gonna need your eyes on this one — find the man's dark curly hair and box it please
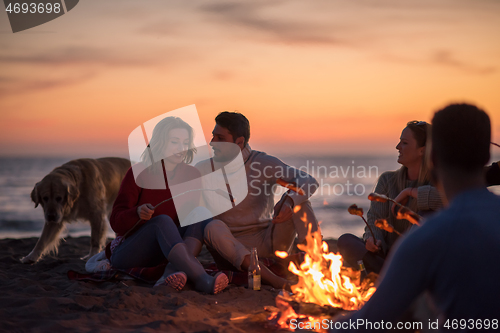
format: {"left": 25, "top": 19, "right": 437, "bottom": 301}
{"left": 215, "top": 111, "right": 250, "bottom": 145}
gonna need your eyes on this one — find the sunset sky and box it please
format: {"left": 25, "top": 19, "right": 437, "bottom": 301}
{"left": 1, "top": 0, "right": 499, "bottom": 157}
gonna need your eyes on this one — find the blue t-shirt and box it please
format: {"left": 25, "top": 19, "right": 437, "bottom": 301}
{"left": 332, "top": 187, "right": 500, "bottom": 332}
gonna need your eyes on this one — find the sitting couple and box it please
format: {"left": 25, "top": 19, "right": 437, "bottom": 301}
{"left": 109, "top": 111, "right": 321, "bottom": 293}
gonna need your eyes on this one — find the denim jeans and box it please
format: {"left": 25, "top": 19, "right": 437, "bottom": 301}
{"left": 337, "top": 233, "right": 385, "bottom": 274}
{"left": 111, "top": 214, "right": 211, "bottom": 269}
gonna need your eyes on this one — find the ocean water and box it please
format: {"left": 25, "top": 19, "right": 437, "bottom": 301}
{"left": 1, "top": 155, "right": 498, "bottom": 240}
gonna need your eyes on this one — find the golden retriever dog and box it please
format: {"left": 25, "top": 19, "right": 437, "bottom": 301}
{"left": 21, "top": 157, "right": 131, "bottom": 264}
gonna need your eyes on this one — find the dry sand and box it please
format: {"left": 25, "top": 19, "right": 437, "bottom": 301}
{"left": 0, "top": 236, "right": 338, "bottom": 332}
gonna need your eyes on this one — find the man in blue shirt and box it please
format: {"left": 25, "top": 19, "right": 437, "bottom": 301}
{"left": 331, "top": 104, "right": 500, "bottom": 332}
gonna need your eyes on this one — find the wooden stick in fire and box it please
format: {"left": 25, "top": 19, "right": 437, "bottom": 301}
{"left": 368, "top": 192, "right": 422, "bottom": 226}
{"left": 347, "top": 204, "right": 377, "bottom": 243}
{"left": 374, "top": 219, "right": 401, "bottom": 236}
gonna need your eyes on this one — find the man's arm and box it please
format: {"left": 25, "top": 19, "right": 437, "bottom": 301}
{"left": 259, "top": 154, "right": 319, "bottom": 206}
{"left": 485, "top": 162, "right": 500, "bottom": 186}
{"left": 331, "top": 229, "right": 437, "bottom": 332}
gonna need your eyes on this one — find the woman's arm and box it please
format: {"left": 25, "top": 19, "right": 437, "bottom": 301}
{"left": 365, "top": 172, "right": 392, "bottom": 252}
{"left": 392, "top": 185, "right": 443, "bottom": 212}
{"left": 416, "top": 185, "right": 443, "bottom": 211}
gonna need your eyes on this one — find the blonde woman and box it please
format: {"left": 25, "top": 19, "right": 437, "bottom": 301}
{"left": 338, "top": 121, "right": 442, "bottom": 274}
{"left": 109, "top": 117, "right": 228, "bottom": 294}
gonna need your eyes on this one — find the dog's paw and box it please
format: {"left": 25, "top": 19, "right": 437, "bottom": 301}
{"left": 20, "top": 253, "right": 40, "bottom": 264}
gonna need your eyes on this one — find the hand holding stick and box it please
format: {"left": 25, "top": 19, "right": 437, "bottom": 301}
{"left": 123, "top": 188, "right": 233, "bottom": 239}
{"left": 368, "top": 192, "right": 422, "bottom": 226}
{"left": 348, "top": 204, "right": 377, "bottom": 244}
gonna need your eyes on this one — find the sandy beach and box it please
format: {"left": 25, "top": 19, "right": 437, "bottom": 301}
{"left": 0, "top": 236, "right": 339, "bottom": 333}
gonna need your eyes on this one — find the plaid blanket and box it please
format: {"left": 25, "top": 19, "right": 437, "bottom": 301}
{"left": 67, "top": 253, "right": 304, "bottom": 286}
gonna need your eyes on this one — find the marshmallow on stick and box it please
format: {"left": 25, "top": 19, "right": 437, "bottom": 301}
{"left": 348, "top": 204, "right": 377, "bottom": 243}
{"left": 374, "top": 219, "right": 401, "bottom": 236}
{"left": 368, "top": 192, "right": 422, "bottom": 226}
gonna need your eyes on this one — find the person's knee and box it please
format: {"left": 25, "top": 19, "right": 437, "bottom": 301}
{"left": 337, "top": 233, "right": 352, "bottom": 249}
{"left": 149, "top": 214, "right": 176, "bottom": 230}
{"left": 203, "top": 219, "right": 228, "bottom": 243}
{"left": 292, "top": 199, "right": 311, "bottom": 214}
{"left": 184, "top": 206, "right": 213, "bottom": 226}
{"left": 337, "top": 233, "right": 357, "bottom": 251}
{"left": 183, "top": 217, "right": 212, "bottom": 242}
{"left": 292, "top": 200, "right": 318, "bottom": 226}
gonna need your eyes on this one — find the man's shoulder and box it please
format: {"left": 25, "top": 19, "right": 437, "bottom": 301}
{"left": 247, "top": 149, "right": 286, "bottom": 166}
{"left": 248, "top": 149, "right": 268, "bottom": 159}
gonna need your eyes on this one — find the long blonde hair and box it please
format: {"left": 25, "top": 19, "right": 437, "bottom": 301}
{"left": 392, "top": 121, "right": 431, "bottom": 211}
{"left": 141, "top": 117, "right": 197, "bottom": 169}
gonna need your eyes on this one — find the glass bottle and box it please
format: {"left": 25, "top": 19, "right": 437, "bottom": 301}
{"left": 248, "top": 247, "right": 261, "bottom": 291}
{"left": 357, "top": 259, "right": 367, "bottom": 283}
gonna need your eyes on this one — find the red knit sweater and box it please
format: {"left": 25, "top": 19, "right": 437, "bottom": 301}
{"left": 110, "top": 162, "right": 201, "bottom": 236}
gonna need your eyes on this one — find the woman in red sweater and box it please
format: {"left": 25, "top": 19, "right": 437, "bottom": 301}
{"left": 109, "top": 116, "right": 228, "bottom": 294}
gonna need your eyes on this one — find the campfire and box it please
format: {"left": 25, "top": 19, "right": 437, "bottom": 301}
{"left": 268, "top": 224, "right": 377, "bottom": 331}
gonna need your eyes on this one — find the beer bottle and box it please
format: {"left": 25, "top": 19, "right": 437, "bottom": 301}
{"left": 248, "top": 248, "right": 261, "bottom": 291}
{"left": 357, "top": 259, "right": 367, "bottom": 283}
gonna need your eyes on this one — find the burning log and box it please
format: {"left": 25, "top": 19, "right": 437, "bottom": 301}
{"left": 276, "top": 294, "right": 347, "bottom": 319}
{"left": 347, "top": 204, "right": 377, "bottom": 243}
{"left": 368, "top": 192, "right": 422, "bottom": 226}
{"left": 374, "top": 219, "right": 401, "bottom": 236}
{"left": 268, "top": 225, "right": 378, "bottom": 331}
{"left": 268, "top": 275, "right": 378, "bottom": 330}
{"left": 288, "top": 224, "right": 376, "bottom": 311}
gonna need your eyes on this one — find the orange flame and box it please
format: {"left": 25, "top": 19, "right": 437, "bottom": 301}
{"left": 288, "top": 224, "right": 376, "bottom": 311}
{"left": 293, "top": 205, "right": 302, "bottom": 213}
{"left": 323, "top": 199, "right": 328, "bottom": 206}
{"left": 276, "top": 296, "right": 299, "bottom": 327}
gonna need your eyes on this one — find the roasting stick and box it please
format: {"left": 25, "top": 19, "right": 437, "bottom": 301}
{"left": 374, "top": 219, "right": 401, "bottom": 236}
{"left": 368, "top": 192, "right": 422, "bottom": 226}
{"left": 276, "top": 178, "right": 305, "bottom": 196}
{"left": 126, "top": 178, "right": 306, "bottom": 240}
{"left": 122, "top": 188, "right": 233, "bottom": 239}
{"left": 348, "top": 204, "right": 377, "bottom": 243}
